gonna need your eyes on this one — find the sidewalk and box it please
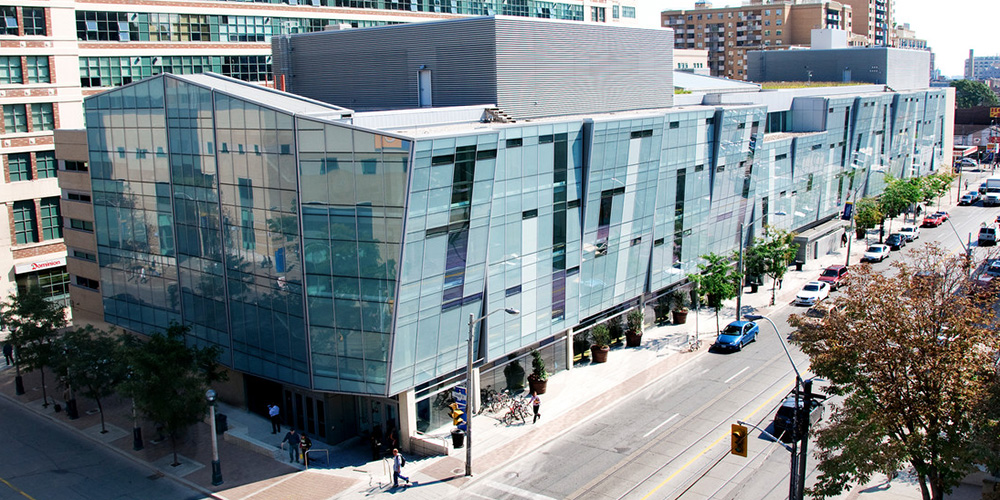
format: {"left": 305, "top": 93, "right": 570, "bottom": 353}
{"left": 0, "top": 168, "right": 991, "bottom": 500}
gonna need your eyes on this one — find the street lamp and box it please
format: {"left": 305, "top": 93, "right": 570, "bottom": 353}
{"left": 844, "top": 160, "right": 886, "bottom": 268}
{"left": 744, "top": 313, "right": 808, "bottom": 500}
{"left": 736, "top": 211, "right": 786, "bottom": 321}
{"left": 465, "top": 307, "right": 519, "bottom": 477}
{"left": 205, "top": 389, "right": 222, "bottom": 486}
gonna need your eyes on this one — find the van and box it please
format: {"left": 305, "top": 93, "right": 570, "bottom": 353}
{"left": 979, "top": 226, "right": 997, "bottom": 246}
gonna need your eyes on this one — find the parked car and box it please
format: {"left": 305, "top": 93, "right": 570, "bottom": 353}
{"left": 863, "top": 244, "right": 891, "bottom": 262}
{"left": 805, "top": 301, "right": 842, "bottom": 319}
{"left": 980, "top": 182, "right": 990, "bottom": 196}
{"left": 773, "top": 393, "right": 825, "bottom": 443}
{"left": 959, "top": 193, "right": 976, "bottom": 205}
{"left": 794, "top": 281, "right": 831, "bottom": 306}
{"left": 921, "top": 214, "right": 944, "bottom": 227}
{"left": 817, "top": 264, "right": 848, "bottom": 291}
{"left": 898, "top": 225, "right": 920, "bottom": 242}
{"left": 933, "top": 211, "right": 950, "bottom": 222}
{"left": 956, "top": 158, "right": 977, "bottom": 169}
{"left": 979, "top": 226, "right": 998, "bottom": 246}
{"left": 713, "top": 321, "right": 759, "bottom": 351}
{"left": 986, "top": 260, "right": 1000, "bottom": 277}
{"left": 885, "top": 233, "right": 907, "bottom": 250}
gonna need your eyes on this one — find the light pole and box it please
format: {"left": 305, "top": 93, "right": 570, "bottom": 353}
{"left": 744, "top": 313, "right": 805, "bottom": 500}
{"left": 465, "top": 307, "right": 519, "bottom": 477}
{"left": 844, "top": 160, "right": 885, "bottom": 268}
{"left": 205, "top": 389, "right": 222, "bottom": 486}
{"left": 736, "top": 211, "right": 786, "bottom": 321}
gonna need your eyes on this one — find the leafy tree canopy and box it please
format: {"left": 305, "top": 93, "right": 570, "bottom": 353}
{"left": 853, "top": 197, "right": 883, "bottom": 235}
{"left": 744, "top": 226, "right": 799, "bottom": 305}
{"left": 687, "top": 252, "right": 740, "bottom": 334}
{"left": 59, "top": 325, "right": 125, "bottom": 432}
{"left": 1, "top": 286, "right": 68, "bottom": 405}
{"left": 950, "top": 79, "right": 1000, "bottom": 108}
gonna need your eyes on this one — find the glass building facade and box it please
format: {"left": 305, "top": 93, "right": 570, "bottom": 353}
{"left": 84, "top": 74, "right": 949, "bottom": 439}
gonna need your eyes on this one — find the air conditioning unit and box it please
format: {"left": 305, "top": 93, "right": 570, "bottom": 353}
{"left": 44, "top": 41, "right": 51, "bottom": 47}
{"left": 29, "top": 138, "right": 36, "bottom": 144}
{"left": 4, "top": 140, "right": 11, "bottom": 147}
{"left": 0, "top": 90, "right": 5, "bottom": 97}
{"left": 48, "top": 88, "right": 55, "bottom": 95}
{"left": 19, "top": 41, "right": 26, "bottom": 47}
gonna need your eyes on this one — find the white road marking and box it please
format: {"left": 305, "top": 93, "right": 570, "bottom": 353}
{"left": 642, "top": 413, "right": 680, "bottom": 438}
{"left": 724, "top": 366, "right": 750, "bottom": 384}
{"left": 485, "top": 480, "right": 560, "bottom": 500}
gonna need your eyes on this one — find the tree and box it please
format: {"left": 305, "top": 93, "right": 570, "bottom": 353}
{"left": 789, "top": 244, "right": 1000, "bottom": 500}
{"left": 950, "top": 79, "right": 1000, "bottom": 109}
{"left": 1, "top": 287, "right": 68, "bottom": 407}
{"left": 744, "top": 226, "right": 798, "bottom": 306}
{"left": 687, "top": 252, "right": 740, "bottom": 335}
{"left": 852, "top": 197, "right": 883, "bottom": 239}
{"left": 118, "top": 323, "right": 226, "bottom": 466}
{"left": 59, "top": 326, "right": 126, "bottom": 433}
{"left": 878, "top": 176, "right": 921, "bottom": 235}
{"left": 919, "top": 172, "right": 954, "bottom": 212}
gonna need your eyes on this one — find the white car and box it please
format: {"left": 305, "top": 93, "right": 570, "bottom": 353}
{"left": 794, "top": 281, "right": 831, "bottom": 306}
{"left": 863, "top": 244, "right": 891, "bottom": 263}
{"left": 898, "top": 225, "right": 920, "bottom": 242}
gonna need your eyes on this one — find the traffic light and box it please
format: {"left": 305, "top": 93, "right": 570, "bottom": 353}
{"left": 731, "top": 424, "right": 748, "bottom": 457}
{"left": 449, "top": 402, "right": 465, "bottom": 427}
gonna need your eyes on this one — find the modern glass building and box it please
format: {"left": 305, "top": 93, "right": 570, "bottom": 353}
{"left": 80, "top": 20, "right": 952, "bottom": 450}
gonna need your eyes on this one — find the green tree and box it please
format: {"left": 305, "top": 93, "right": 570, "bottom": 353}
{"left": 878, "top": 176, "right": 921, "bottom": 235}
{"left": 118, "top": 323, "right": 226, "bottom": 466}
{"left": 789, "top": 244, "right": 1000, "bottom": 500}
{"left": 950, "top": 79, "right": 1000, "bottom": 108}
{"left": 687, "top": 252, "right": 740, "bottom": 335}
{"left": 852, "top": 197, "right": 883, "bottom": 239}
{"left": 59, "top": 326, "right": 125, "bottom": 433}
{"left": 744, "top": 227, "right": 799, "bottom": 306}
{"left": 1, "top": 287, "right": 68, "bottom": 407}
{"left": 919, "top": 172, "right": 954, "bottom": 212}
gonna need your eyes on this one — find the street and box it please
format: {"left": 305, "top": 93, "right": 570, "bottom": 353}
{"left": 456, "top": 175, "right": 1000, "bottom": 500}
{"left": 0, "top": 392, "right": 205, "bottom": 500}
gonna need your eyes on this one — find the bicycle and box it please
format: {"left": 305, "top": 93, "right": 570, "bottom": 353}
{"left": 498, "top": 396, "right": 531, "bottom": 425}
{"left": 688, "top": 338, "right": 703, "bottom": 352}
{"left": 478, "top": 385, "right": 498, "bottom": 415}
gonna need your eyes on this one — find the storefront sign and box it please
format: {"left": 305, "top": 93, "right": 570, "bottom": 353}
{"left": 14, "top": 257, "right": 66, "bottom": 274}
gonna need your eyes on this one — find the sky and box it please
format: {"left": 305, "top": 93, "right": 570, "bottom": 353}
{"left": 634, "top": 0, "right": 993, "bottom": 78}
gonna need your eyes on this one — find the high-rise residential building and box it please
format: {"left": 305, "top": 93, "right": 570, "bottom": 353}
{"left": 890, "top": 22, "right": 926, "bottom": 51}
{"left": 63, "top": 16, "right": 953, "bottom": 450}
{"left": 661, "top": 0, "right": 855, "bottom": 80}
{"left": 965, "top": 54, "right": 1000, "bottom": 81}
{"left": 840, "top": 0, "right": 892, "bottom": 47}
{"left": 0, "top": 0, "right": 83, "bottom": 306}
{"left": 0, "top": 0, "right": 636, "bottom": 312}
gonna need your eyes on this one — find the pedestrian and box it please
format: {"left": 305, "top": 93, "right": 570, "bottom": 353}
{"left": 776, "top": 277, "right": 783, "bottom": 289}
{"left": 267, "top": 403, "right": 281, "bottom": 434}
{"left": 840, "top": 232, "right": 847, "bottom": 248}
{"left": 965, "top": 180, "right": 969, "bottom": 190}
{"left": 3, "top": 342, "right": 12, "bottom": 366}
{"left": 281, "top": 428, "right": 301, "bottom": 463}
{"left": 370, "top": 425, "right": 383, "bottom": 460}
{"left": 299, "top": 432, "right": 313, "bottom": 465}
{"left": 392, "top": 448, "right": 411, "bottom": 488}
{"left": 527, "top": 391, "right": 541, "bottom": 424}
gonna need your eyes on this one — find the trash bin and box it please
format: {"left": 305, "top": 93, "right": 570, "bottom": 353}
{"left": 451, "top": 429, "right": 465, "bottom": 449}
{"left": 794, "top": 261, "right": 804, "bottom": 272}
{"left": 215, "top": 413, "right": 228, "bottom": 434}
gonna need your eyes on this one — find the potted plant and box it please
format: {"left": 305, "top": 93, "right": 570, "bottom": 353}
{"left": 625, "top": 309, "right": 644, "bottom": 347}
{"left": 653, "top": 295, "right": 671, "bottom": 325}
{"left": 503, "top": 359, "right": 525, "bottom": 392}
{"left": 671, "top": 289, "right": 690, "bottom": 325}
{"left": 527, "top": 350, "right": 548, "bottom": 394}
{"left": 590, "top": 324, "right": 611, "bottom": 363}
{"left": 608, "top": 316, "right": 625, "bottom": 345}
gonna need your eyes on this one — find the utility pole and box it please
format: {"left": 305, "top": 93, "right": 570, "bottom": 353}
{"left": 796, "top": 379, "right": 814, "bottom": 500}
{"left": 736, "top": 221, "right": 744, "bottom": 322}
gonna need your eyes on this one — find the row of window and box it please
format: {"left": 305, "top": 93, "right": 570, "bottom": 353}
{"left": 0, "top": 6, "right": 46, "bottom": 36}
{"left": 0, "top": 56, "right": 49, "bottom": 85}
{"left": 671, "top": 8, "right": 783, "bottom": 22}
{"left": 80, "top": 56, "right": 271, "bottom": 87}
{"left": 5, "top": 151, "right": 56, "bottom": 181}
{"left": 2, "top": 103, "right": 54, "bottom": 134}
{"left": 12, "top": 197, "right": 61, "bottom": 244}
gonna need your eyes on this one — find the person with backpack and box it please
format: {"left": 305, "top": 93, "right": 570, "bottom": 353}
{"left": 392, "top": 448, "right": 410, "bottom": 488}
{"left": 299, "top": 433, "right": 313, "bottom": 465}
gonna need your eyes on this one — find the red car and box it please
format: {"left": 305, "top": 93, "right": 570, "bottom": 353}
{"left": 921, "top": 214, "right": 944, "bottom": 227}
{"left": 933, "top": 211, "right": 950, "bottom": 222}
{"left": 817, "top": 265, "right": 849, "bottom": 291}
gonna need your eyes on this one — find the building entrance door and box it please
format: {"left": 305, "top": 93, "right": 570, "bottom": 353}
{"left": 418, "top": 70, "right": 432, "bottom": 107}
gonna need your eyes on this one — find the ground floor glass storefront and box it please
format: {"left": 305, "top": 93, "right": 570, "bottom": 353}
{"left": 16, "top": 266, "right": 70, "bottom": 309}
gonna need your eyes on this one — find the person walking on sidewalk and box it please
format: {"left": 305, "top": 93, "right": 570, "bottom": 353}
{"left": 392, "top": 449, "right": 410, "bottom": 488}
{"left": 840, "top": 233, "right": 847, "bottom": 248}
{"left": 3, "top": 342, "right": 12, "bottom": 366}
{"left": 299, "top": 432, "right": 313, "bottom": 465}
{"left": 281, "top": 428, "right": 301, "bottom": 463}
{"left": 527, "top": 391, "right": 541, "bottom": 424}
{"left": 268, "top": 403, "right": 281, "bottom": 434}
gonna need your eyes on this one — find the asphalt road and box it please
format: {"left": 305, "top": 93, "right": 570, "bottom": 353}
{"left": 0, "top": 393, "right": 205, "bottom": 500}
{"left": 457, "top": 186, "right": 1000, "bottom": 500}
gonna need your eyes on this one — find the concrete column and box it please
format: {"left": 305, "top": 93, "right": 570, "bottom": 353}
{"left": 565, "top": 327, "right": 574, "bottom": 370}
{"left": 471, "top": 367, "right": 481, "bottom": 413}
{"left": 398, "top": 389, "right": 417, "bottom": 454}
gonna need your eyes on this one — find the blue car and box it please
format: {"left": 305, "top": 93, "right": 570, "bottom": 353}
{"left": 714, "top": 321, "right": 759, "bottom": 351}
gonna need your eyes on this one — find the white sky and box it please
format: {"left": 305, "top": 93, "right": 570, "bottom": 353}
{"left": 634, "top": 0, "right": 993, "bottom": 78}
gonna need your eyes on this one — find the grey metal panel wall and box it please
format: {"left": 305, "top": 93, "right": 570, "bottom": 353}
{"left": 748, "top": 48, "right": 930, "bottom": 90}
{"left": 278, "top": 19, "right": 499, "bottom": 111}
{"left": 494, "top": 18, "right": 673, "bottom": 119}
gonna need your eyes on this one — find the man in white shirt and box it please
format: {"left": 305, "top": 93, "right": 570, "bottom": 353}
{"left": 392, "top": 448, "right": 410, "bottom": 488}
{"left": 268, "top": 403, "right": 281, "bottom": 434}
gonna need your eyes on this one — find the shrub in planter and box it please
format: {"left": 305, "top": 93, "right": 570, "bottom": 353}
{"left": 608, "top": 316, "right": 625, "bottom": 345}
{"left": 590, "top": 324, "right": 611, "bottom": 363}
{"left": 503, "top": 360, "right": 525, "bottom": 392}
{"left": 625, "top": 309, "right": 644, "bottom": 347}
{"left": 527, "top": 350, "right": 548, "bottom": 394}
{"left": 671, "top": 289, "right": 690, "bottom": 325}
{"left": 653, "top": 296, "right": 671, "bottom": 325}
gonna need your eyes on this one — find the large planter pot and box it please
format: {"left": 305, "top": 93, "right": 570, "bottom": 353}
{"left": 528, "top": 377, "right": 548, "bottom": 395}
{"left": 625, "top": 332, "right": 643, "bottom": 347}
{"left": 591, "top": 345, "right": 610, "bottom": 363}
{"left": 672, "top": 310, "right": 689, "bottom": 325}
{"left": 504, "top": 364, "right": 526, "bottom": 392}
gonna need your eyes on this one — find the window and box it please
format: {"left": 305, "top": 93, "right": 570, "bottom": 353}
{"left": 31, "top": 103, "right": 54, "bottom": 131}
{"left": 1, "top": 6, "right": 17, "bottom": 35}
{"left": 591, "top": 6, "right": 605, "bottom": 22}
{"left": 16, "top": 268, "right": 69, "bottom": 307}
{"left": 64, "top": 160, "right": 88, "bottom": 172}
{"left": 22, "top": 7, "right": 45, "bottom": 36}
{"left": 13, "top": 200, "right": 37, "bottom": 244}
{"left": 35, "top": 151, "right": 55, "bottom": 178}
{"left": 0, "top": 56, "right": 22, "bottom": 84}
{"left": 39, "top": 197, "right": 61, "bottom": 240}
{"left": 3, "top": 104, "right": 27, "bottom": 133}
{"left": 72, "top": 249, "right": 96, "bottom": 262}
{"left": 613, "top": 5, "right": 619, "bottom": 18}
{"left": 26, "top": 56, "right": 49, "bottom": 83}
{"left": 69, "top": 218, "right": 94, "bottom": 232}
{"left": 66, "top": 192, "right": 91, "bottom": 203}
{"left": 622, "top": 6, "right": 635, "bottom": 18}
{"left": 7, "top": 153, "right": 31, "bottom": 181}
{"left": 74, "top": 276, "right": 99, "bottom": 290}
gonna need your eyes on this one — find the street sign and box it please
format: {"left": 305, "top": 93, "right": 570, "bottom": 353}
{"left": 991, "top": 107, "right": 1000, "bottom": 118}
{"left": 453, "top": 386, "right": 468, "bottom": 431}
{"left": 841, "top": 201, "right": 854, "bottom": 221}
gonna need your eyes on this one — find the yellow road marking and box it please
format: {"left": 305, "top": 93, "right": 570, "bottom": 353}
{"left": 639, "top": 379, "right": 796, "bottom": 500}
{"left": 0, "top": 477, "right": 38, "bottom": 500}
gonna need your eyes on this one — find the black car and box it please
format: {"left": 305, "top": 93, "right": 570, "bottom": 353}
{"left": 885, "top": 233, "right": 906, "bottom": 250}
{"left": 773, "top": 394, "right": 824, "bottom": 442}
